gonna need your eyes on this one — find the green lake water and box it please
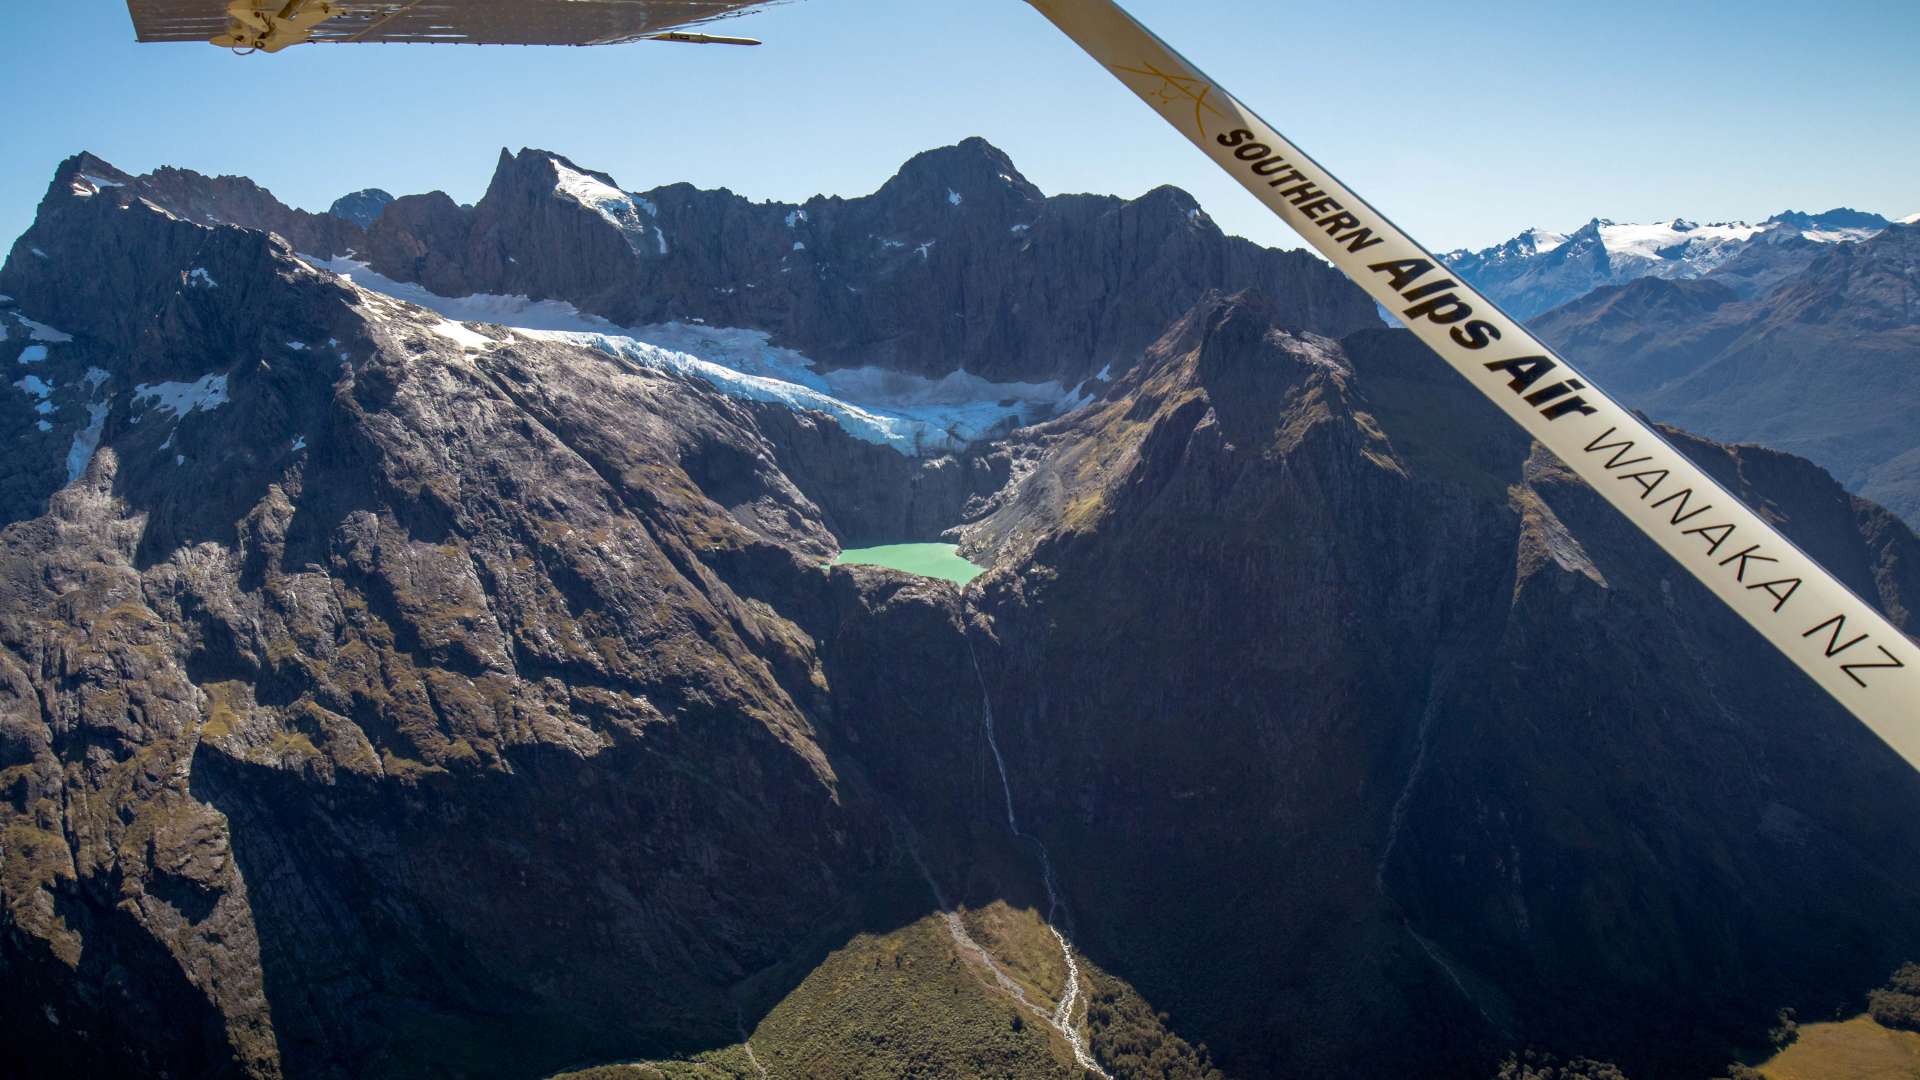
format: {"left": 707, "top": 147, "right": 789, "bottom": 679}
{"left": 830, "top": 543, "right": 986, "bottom": 585}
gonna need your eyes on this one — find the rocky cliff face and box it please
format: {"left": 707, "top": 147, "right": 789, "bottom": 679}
{"left": 361, "top": 140, "right": 1382, "bottom": 384}
{"left": 39, "top": 140, "right": 1380, "bottom": 388}
{"left": 962, "top": 295, "right": 1920, "bottom": 1078}
{"left": 1533, "top": 223, "right": 1920, "bottom": 525}
{"left": 0, "top": 158, "right": 933, "bottom": 1077}
{"left": 2, "top": 147, "right": 1918, "bottom": 1080}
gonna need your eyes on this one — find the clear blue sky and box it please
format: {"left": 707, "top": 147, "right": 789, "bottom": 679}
{"left": 3, "top": 1, "right": 1916, "bottom": 255}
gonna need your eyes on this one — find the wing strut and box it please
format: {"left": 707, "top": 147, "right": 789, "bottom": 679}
{"left": 215, "top": 0, "right": 344, "bottom": 52}
{"left": 1024, "top": 0, "right": 1920, "bottom": 769}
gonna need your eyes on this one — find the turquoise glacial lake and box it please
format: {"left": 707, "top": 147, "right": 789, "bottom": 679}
{"left": 829, "top": 543, "right": 986, "bottom": 585}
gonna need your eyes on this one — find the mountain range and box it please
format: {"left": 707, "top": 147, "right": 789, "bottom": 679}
{"left": 1530, "top": 222, "right": 1920, "bottom": 525}
{"left": 1444, "top": 209, "right": 1903, "bottom": 319}
{"left": 2, "top": 143, "right": 1918, "bottom": 1080}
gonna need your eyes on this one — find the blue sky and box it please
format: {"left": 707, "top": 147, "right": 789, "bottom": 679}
{"left": 2, "top": 1, "right": 1916, "bottom": 254}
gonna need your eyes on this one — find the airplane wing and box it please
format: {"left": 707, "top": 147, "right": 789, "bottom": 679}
{"left": 126, "top": 0, "right": 781, "bottom": 50}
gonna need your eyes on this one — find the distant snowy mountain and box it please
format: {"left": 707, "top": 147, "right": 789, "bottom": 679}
{"left": 1443, "top": 208, "right": 1897, "bottom": 317}
{"left": 1901, "top": 211, "right": 1920, "bottom": 225}
{"left": 1531, "top": 222, "right": 1920, "bottom": 525}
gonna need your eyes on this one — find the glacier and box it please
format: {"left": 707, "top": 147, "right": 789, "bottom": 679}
{"left": 306, "top": 255, "right": 1095, "bottom": 454}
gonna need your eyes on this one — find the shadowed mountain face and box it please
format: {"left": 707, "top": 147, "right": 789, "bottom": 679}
{"left": 962, "top": 298, "right": 1920, "bottom": 1078}
{"left": 1, "top": 149, "right": 1918, "bottom": 1080}
{"left": 1533, "top": 224, "right": 1920, "bottom": 526}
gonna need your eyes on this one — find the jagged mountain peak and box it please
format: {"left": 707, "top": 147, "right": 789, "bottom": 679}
{"left": 51, "top": 151, "right": 132, "bottom": 191}
{"left": 875, "top": 136, "right": 1044, "bottom": 207}
{"left": 483, "top": 146, "right": 630, "bottom": 203}
{"left": 1764, "top": 207, "right": 1893, "bottom": 232}
{"left": 10, "top": 143, "right": 1381, "bottom": 391}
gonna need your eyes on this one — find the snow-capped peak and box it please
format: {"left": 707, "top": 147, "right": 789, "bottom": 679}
{"left": 1519, "top": 227, "right": 1568, "bottom": 255}
{"left": 1901, "top": 212, "right": 1920, "bottom": 225}
{"left": 550, "top": 158, "right": 667, "bottom": 257}
{"left": 1595, "top": 219, "right": 1762, "bottom": 265}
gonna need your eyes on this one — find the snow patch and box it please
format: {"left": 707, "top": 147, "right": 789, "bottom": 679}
{"left": 550, "top": 158, "right": 663, "bottom": 257}
{"left": 1901, "top": 211, "right": 1920, "bottom": 225}
{"left": 1597, "top": 219, "right": 1763, "bottom": 264}
{"left": 14, "top": 374, "right": 52, "bottom": 399}
{"left": 947, "top": 189, "right": 963, "bottom": 207}
{"left": 915, "top": 241, "right": 936, "bottom": 259}
{"left": 791, "top": 241, "right": 806, "bottom": 251}
{"left": 431, "top": 320, "right": 496, "bottom": 351}
{"left": 69, "top": 172, "right": 125, "bottom": 198}
{"left": 526, "top": 328, "right": 1074, "bottom": 453}
{"left": 784, "top": 209, "right": 808, "bottom": 228}
{"left": 290, "top": 435, "right": 307, "bottom": 452}
{"left": 286, "top": 340, "right": 307, "bottom": 351}
{"left": 65, "top": 402, "right": 108, "bottom": 485}
{"left": 309, "top": 256, "right": 621, "bottom": 333}
{"left": 1519, "top": 227, "right": 1568, "bottom": 255}
{"left": 13, "top": 315, "right": 73, "bottom": 343}
{"left": 1801, "top": 227, "right": 1881, "bottom": 243}
{"left": 30, "top": 248, "right": 47, "bottom": 259}
{"left": 134, "top": 374, "right": 229, "bottom": 416}
{"left": 189, "top": 268, "right": 217, "bottom": 288}
{"left": 35, "top": 420, "right": 51, "bottom": 433}
{"left": 18, "top": 345, "right": 48, "bottom": 365}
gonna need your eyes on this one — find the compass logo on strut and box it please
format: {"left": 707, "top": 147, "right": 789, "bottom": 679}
{"left": 1112, "top": 60, "right": 1227, "bottom": 139}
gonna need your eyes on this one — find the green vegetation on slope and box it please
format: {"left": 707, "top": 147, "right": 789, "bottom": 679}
{"left": 1868, "top": 963, "right": 1920, "bottom": 1033}
{"left": 553, "top": 1051, "right": 760, "bottom": 1080}
{"left": 548, "top": 856, "right": 1227, "bottom": 1080}
{"left": 1084, "top": 979, "right": 1223, "bottom": 1080}
{"left": 746, "top": 910, "right": 1073, "bottom": 1078}
{"left": 1494, "top": 1052, "right": 1627, "bottom": 1079}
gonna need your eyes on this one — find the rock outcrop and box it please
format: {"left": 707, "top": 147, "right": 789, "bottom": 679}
{"left": 326, "top": 189, "right": 394, "bottom": 230}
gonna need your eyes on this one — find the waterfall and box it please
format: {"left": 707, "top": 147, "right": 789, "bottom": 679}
{"left": 966, "top": 637, "right": 1109, "bottom": 1079}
